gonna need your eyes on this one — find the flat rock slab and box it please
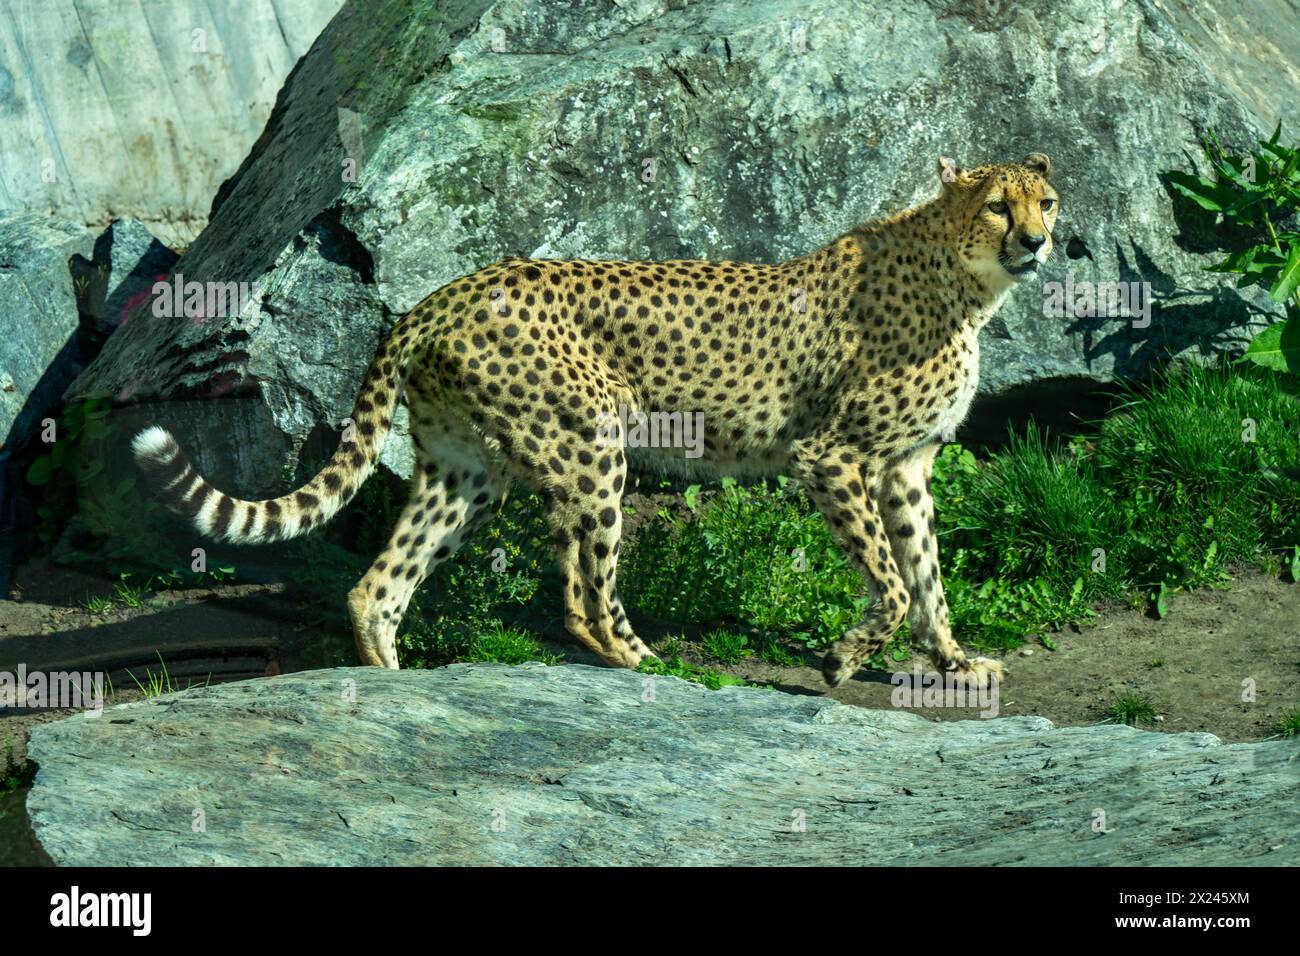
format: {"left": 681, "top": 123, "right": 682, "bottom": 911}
{"left": 26, "top": 664, "right": 1300, "bottom": 865}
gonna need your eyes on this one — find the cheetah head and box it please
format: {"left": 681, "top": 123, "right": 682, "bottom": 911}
{"left": 939, "top": 153, "right": 1059, "bottom": 286}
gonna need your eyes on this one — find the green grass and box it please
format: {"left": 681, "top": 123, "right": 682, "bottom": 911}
{"left": 700, "top": 628, "right": 752, "bottom": 664}
{"left": 113, "top": 572, "right": 148, "bottom": 609}
{"left": 125, "top": 653, "right": 209, "bottom": 699}
{"left": 638, "top": 655, "right": 750, "bottom": 690}
{"left": 621, "top": 476, "right": 866, "bottom": 644}
{"left": 464, "top": 623, "right": 564, "bottom": 665}
{"left": 0, "top": 735, "right": 34, "bottom": 793}
{"left": 1102, "top": 693, "right": 1160, "bottom": 727}
{"left": 80, "top": 564, "right": 241, "bottom": 616}
{"left": 1272, "top": 708, "right": 1300, "bottom": 739}
{"left": 757, "top": 635, "right": 802, "bottom": 666}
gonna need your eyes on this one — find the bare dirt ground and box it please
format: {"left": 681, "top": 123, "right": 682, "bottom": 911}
{"left": 707, "top": 571, "right": 1300, "bottom": 743}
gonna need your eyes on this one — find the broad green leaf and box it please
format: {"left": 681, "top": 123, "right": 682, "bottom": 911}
{"left": 1269, "top": 244, "right": 1300, "bottom": 303}
{"left": 1165, "top": 171, "right": 1227, "bottom": 212}
{"left": 1244, "top": 320, "right": 1300, "bottom": 373}
{"left": 1154, "top": 582, "right": 1170, "bottom": 619}
{"left": 26, "top": 456, "right": 52, "bottom": 485}
{"left": 1205, "top": 245, "right": 1263, "bottom": 273}
{"left": 82, "top": 418, "right": 109, "bottom": 440}
{"left": 1215, "top": 156, "right": 1264, "bottom": 192}
{"left": 683, "top": 484, "right": 701, "bottom": 512}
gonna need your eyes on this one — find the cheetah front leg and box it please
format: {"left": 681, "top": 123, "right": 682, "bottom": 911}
{"left": 795, "top": 448, "right": 913, "bottom": 687}
{"left": 879, "top": 445, "right": 1004, "bottom": 690}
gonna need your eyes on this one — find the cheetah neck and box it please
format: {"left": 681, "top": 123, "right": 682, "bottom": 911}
{"left": 831, "top": 196, "right": 1015, "bottom": 331}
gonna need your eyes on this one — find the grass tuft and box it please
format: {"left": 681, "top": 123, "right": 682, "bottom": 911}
{"left": 1102, "top": 693, "right": 1160, "bottom": 727}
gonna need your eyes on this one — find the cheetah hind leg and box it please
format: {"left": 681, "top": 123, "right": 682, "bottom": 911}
{"left": 347, "top": 430, "right": 501, "bottom": 668}
{"left": 550, "top": 510, "right": 656, "bottom": 669}
{"left": 538, "top": 449, "right": 655, "bottom": 670}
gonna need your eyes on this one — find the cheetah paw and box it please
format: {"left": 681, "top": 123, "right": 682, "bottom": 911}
{"left": 821, "top": 651, "right": 857, "bottom": 688}
{"left": 947, "top": 656, "right": 1006, "bottom": 690}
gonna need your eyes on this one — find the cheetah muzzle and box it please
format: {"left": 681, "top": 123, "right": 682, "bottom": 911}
{"left": 134, "top": 152, "right": 1060, "bottom": 693}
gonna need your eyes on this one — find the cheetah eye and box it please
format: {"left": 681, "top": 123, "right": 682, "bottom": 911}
{"left": 987, "top": 201, "right": 1008, "bottom": 215}
{"left": 1041, "top": 198, "right": 1056, "bottom": 212}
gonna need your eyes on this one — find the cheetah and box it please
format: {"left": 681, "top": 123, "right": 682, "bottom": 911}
{"left": 133, "top": 152, "right": 1059, "bottom": 690}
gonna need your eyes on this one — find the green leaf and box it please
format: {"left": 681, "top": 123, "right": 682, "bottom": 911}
{"left": 1245, "top": 320, "right": 1300, "bottom": 373}
{"left": 683, "top": 484, "right": 701, "bottom": 512}
{"left": 1165, "top": 171, "right": 1226, "bottom": 212}
{"left": 1205, "top": 245, "right": 1262, "bottom": 274}
{"left": 1154, "top": 582, "right": 1170, "bottom": 619}
{"left": 26, "top": 456, "right": 53, "bottom": 486}
{"left": 1269, "top": 244, "right": 1300, "bottom": 303}
{"left": 1215, "top": 155, "right": 1265, "bottom": 193}
{"left": 1289, "top": 546, "right": 1300, "bottom": 584}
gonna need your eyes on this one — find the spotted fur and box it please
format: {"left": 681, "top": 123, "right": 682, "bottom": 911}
{"left": 134, "top": 152, "right": 1059, "bottom": 685}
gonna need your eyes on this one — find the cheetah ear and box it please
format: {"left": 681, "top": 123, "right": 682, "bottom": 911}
{"left": 937, "top": 155, "right": 961, "bottom": 185}
{"left": 1023, "top": 152, "right": 1052, "bottom": 177}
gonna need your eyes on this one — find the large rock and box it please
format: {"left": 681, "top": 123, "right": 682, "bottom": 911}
{"left": 25, "top": 664, "right": 1300, "bottom": 865}
{"left": 0, "top": 0, "right": 344, "bottom": 247}
{"left": 68, "top": 0, "right": 1300, "bottom": 489}
{"left": 0, "top": 215, "right": 95, "bottom": 454}
{"left": 0, "top": 215, "right": 179, "bottom": 586}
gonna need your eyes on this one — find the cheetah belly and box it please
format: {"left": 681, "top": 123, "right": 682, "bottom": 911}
{"left": 927, "top": 347, "right": 980, "bottom": 446}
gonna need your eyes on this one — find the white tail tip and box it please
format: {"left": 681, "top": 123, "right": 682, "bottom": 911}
{"left": 131, "top": 426, "right": 176, "bottom": 462}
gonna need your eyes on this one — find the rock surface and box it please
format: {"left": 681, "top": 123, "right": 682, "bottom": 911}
{"left": 68, "top": 0, "right": 1300, "bottom": 490}
{"left": 0, "top": 215, "right": 179, "bottom": 587}
{"left": 0, "top": 215, "right": 95, "bottom": 454}
{"left": 0, "top": 0, "right": 344, "bottom": 246}
{"left": 25, "top": 664, "right": 1300, "bottom": 865}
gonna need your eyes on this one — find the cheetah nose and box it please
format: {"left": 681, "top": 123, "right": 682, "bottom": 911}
{"left": 1020, "top": 233, "right": 1046, "bottom": 252}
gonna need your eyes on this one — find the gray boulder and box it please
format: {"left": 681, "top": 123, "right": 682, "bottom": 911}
{"left": 78, "top": 218, "right": 183, "bottom": 339}
{"left": 25, "top": 664, "right": 1300, "bottom": 865}
{"left": 0, "top": 0, "right": 344, "bottom": 247}
{"left": 0, "top": 215, "right": 179, "bottom": 587}
{"left": 0, "top": 215, "right": 95, "bottom": 454}
{"left": 68, "top": 0, "right": 1300, "bottom": 489}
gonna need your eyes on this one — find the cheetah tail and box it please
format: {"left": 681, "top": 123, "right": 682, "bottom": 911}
{"left": 130, "top": 324, "right": 417, "bottom": 545}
